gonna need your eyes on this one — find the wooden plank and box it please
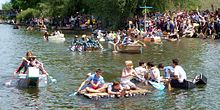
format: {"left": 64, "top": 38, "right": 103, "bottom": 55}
{"left": 79, "top": 89, "right": 151, "bottom": 99}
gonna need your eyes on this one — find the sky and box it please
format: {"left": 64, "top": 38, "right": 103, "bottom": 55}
{"left": 0, "top": 0, "right": 10, "bottom": 9}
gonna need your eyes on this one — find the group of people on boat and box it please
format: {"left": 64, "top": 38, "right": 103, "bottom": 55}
{"left": 70, "top": 35, "right": 103, "bottom": 52}
{"left": 43, "top": 30, "right": 63, "bottom": 42}
{"left": 76, "top": 58, "right": 187, "bottom": 95}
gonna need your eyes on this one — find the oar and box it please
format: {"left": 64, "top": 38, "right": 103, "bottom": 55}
{"left": 112, "top": 43, "right": 118, "bottom": 53}
{"left": 148, "top": 80, "right": 165, "bottom": 90}
{"left": 72, "top": 91, "right": 78, "bottom": 96}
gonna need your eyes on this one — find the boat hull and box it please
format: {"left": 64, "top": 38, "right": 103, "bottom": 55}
{"left": 48, "top": 34, "right": 65, "bottom": 42}
{"left": 118, "top": 45, "right": 142, "bottom": 54}
{"left": 16, "top": 74, "right": 49, "bottom": 88}
{"left": 108, "top": 43, "right": 142, "bottom": 54}
{"left": 170, "top": 79, "right": 196, "bottom": 89}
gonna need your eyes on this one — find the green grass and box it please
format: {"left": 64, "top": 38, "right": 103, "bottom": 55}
{"left": 199, "top": 0, "right": 220, "bottom": 10}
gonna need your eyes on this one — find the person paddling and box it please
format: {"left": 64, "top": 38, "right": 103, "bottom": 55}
{"left": 76, "top": 69, "right": 106, "bottom": 93}
{"left": 158, "top": 63, "right": 174, "bottom": 79}
{"left": 14, "top": 51, "right": 49, "bottom": 77}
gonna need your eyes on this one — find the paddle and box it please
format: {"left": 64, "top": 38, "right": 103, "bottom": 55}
{"left": 97, "top": 41, "right": 104, "bottom": 50}
{"left": 112, "top": 43, "right": 118, "bottom": 53}
{"left": 72, "top": 92, "right": 78, "bottom": 96}
{"left": 148, "top": 80, "right": 165, "bottom": 90}
{"left": 133, "top": 40, "right": 146, "bottom": 47}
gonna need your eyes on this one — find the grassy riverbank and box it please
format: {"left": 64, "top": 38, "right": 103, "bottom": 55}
{"left": 199, "top": 0, "right": 220, "bottom": 10}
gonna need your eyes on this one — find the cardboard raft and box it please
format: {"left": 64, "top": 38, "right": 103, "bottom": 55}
{"left": 79, "top": 89, "right": 151, "bottom": 99}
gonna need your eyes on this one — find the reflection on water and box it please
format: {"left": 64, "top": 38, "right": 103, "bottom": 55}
{"left": 0, "top": 24, "right": 220, "bottom": 109}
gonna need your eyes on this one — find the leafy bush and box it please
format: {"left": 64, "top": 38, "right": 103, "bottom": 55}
{"left": 16, "top": 8, "right": 40, "bottom": 21}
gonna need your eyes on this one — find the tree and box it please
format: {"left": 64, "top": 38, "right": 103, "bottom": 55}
{"left": 11, "top": 0, "right": 41, "bottom": 10}
{"left": 2, "top": 2, "right": 13, "bottom": 10}
{"left": 16, "top": 8, "right": 40, "bottom": 21}
{"left": 9, "top": 0, "right": 203, "bottom": 29}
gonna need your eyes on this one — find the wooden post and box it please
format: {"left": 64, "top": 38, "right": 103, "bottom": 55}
{"left": 178, "top": 0, "right": 181, "bottom": 12}
{"left": 211, "top": 4, "right": 214, "bottom": 12}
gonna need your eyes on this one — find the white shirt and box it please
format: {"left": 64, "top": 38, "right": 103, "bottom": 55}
{"left": 150, "top": 67, "right": 161, "bottom": 82}
{"left": 174, "top": 65, "right": 187, "bottom": 83}
{"left": 135, "top": 66, "right": 148, "bottom": 77}
{"left": 121, "top": 68, "right": 135, "bottom": 83}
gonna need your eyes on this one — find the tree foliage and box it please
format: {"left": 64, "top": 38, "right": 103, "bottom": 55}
{"left": 11, "top": 0, "right": 41, "bottom": 10}
{"left": 10, "top": 0, "right": 203, "bottom": 29}
{"left": 2, "top": 2, "right": 13, "bottom": 10}
{"left": 16, "top": 8, "right": 40, "bottom": 21}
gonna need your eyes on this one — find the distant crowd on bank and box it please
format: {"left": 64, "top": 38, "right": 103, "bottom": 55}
{"left": 24, "top": 12, "right": 102, "bottom": 31}
{"left": 14, "top": 8, "right": 220, "bottom": 42}
{"left": 126, "top": 8, "right": 220, "bottom": 39}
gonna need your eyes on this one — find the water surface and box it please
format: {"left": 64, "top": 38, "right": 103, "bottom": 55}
{"left": 0, "top": 24, "right": 219, "bottom": 109}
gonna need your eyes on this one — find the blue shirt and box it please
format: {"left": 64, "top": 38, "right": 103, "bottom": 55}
{"left": 122, "top": 37, "right": 132, "bottom": 45}
{"left": 164, "top": 66, "right": 174, "bottom": 78}
{"left": 86, "top": 73, "right": 105, "bottom": 84}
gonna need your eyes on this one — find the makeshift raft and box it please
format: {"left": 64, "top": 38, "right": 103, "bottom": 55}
{"left": 170, "top": 74, "right": 207, "bottom": 89}
{"left": 118, "top": 45, "right": 143, "bottom": 54}
{"left": 79, "top": 89, "right": 151, "bottom": 99}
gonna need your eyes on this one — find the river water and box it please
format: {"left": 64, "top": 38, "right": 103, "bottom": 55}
{"left": 0, "top": 24, "right": 220, "bottom": 110}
